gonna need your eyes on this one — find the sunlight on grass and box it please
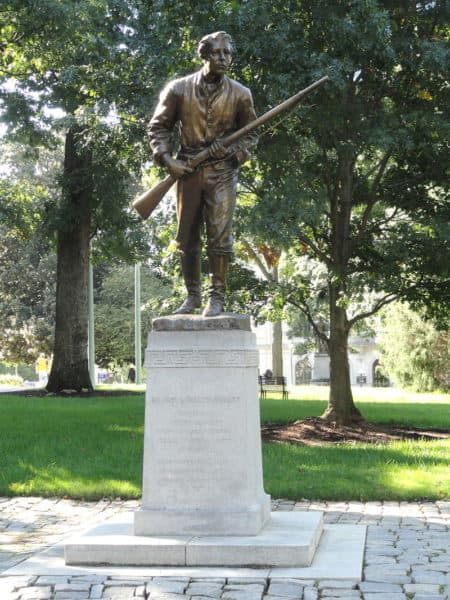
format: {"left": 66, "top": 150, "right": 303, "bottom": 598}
{"left": 8, "top": 456, "right": 142, "bottom": 499}
{"left": 289, "top": 384, "right": 450, "bottom": 404}
{"left": 0, "top": 391, "right": 448, "bottom": 501}
{"left": 263, "top": 438, "right": 450, "bottom": 501}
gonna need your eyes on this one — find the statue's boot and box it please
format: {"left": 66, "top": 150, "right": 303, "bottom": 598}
{"left": 173, "top": 252, "right": 202, "bottom": 314}
{"left": 202, "top": 254, "right": 228, "bottom": 318}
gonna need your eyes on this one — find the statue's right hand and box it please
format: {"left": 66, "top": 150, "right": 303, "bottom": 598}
{"left": 163, "top": 156, "right": 194, "bottom": 179}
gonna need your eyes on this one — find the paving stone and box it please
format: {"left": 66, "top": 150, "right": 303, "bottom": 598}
{"left": 413, "top": 596, "right": 446, "bottom": 600}
{"left": 361, "top": 594, "right": 406, "bottom": 600}
{"left": 102, "top": 588, "right": 136, "bottom": 599}
{"left": 303, "top": 589, "right": 318, "bottom": 600}
{"left": 186, "top": 583, "right": 224, "bottom": 597}
{"left": 193, "top": 580, "right": 226, "bottom": 584}
{"left": 318, "top": 581, "right": 356, "bottom": 589}
{"left": 411, "top": 571, "right": 447, "bottom": 584}
{"left": 224, "top": 584, "right": 265, "bottom": 593}
{"left": 404, "top": 583, "right": 443, "bottom": 594}
{"left": 19, "top": 586, "right": 53, "bottom": 600}
{"left": 1, "top": 498, "right": 450, "bottom": 600}
{"left": 221, "top": 591, "right": 263, "bottom": 600}
{"left": 36, "top": 576, "right": 70, "bottom": 585}
{"left": 89, "top": 584, "right": 104, "bottom": 599}
{"left": 358, "top": 583, "right": 402, "bottom": 593}
{"left": 147, "top": 594, "right": 188, "bottom": 600}
{"left": 263, "top": 595, "right": 299, "bottom": 600}
{"left": 104, "top": 579, "right": 147, "bottom": 586}
{"left": 267, "top": 582, "right": 305, "bottom": 597}
{"left": 227, "top": 580, "right": 267, "bottom": 586}
{"left": 152, "top": 577, "right": 191, "bottom": 585}
{"left": 72, "top": 576, "right": 105, "bottom": 585}
{"left": 320, "top": 590, "right": 361, "bottom": 598}
{"left": 53, "top": 593, "right": 91, "bottom": 600}
{"left": 55, "top": 584, "right": 91, "bottom": 592}
{"left": 147, "top": 580, "right": 187, "bottom": 594}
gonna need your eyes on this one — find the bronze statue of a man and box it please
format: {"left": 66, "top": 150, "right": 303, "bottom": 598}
{"left": 148, "top": 31, "right": 257, "bottom": 317}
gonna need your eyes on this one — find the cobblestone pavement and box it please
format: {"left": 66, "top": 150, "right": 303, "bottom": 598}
{"left": 0, "top": 497, "right": 449, "bottom": 599}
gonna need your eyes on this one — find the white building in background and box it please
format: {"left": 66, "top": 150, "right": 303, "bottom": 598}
{"left": 253, "top": 321, "right": 386, "bottom": 387}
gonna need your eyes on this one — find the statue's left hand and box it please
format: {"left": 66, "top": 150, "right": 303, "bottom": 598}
{"left": 208, "top": 139, "right": 229, "bottom": 160}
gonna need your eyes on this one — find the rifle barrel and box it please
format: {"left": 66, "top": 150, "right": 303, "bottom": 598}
{"left": 223, "top": 75, "right": 329, "bottom": 147}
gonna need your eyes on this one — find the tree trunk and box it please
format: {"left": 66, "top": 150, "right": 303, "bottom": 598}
{"left": 321, "top": 292, "right": 363, "bottom": 424}
{"left": 271, "top": 320, "right": 283, "bottom": 378}
{"left": 321, "top": 144, "right": 363, "bottom": 424}
{"left": 270, "top": 263, "right": 284, "bottom": 378}
{"left": 46, "top": 128, "right": 93, "bottom": 392}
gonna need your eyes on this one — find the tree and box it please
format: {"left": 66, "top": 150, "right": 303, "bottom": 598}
{"left": 378, "top": 303, "right": 449, "bottom": 392}
{"left": 238, "top": 240, "right": 284, "bottom": 377}
{"left": 94, "top": 263, "right": 170, "bottom": 369}
{"left": 1, "top": 1, "right": 155, "bottom": 391}
{"left": 0, "top": 143, "right": 58, "bottom": 364}
{"left": 3, "top": 1, "right": 448, "bottom": 410}
{"left": 230, "top": 0, "right": 449, "bottom": 423}
{"left": 0, "top": 225, "right": 55, "bottom": 363}
{"left": 109, "top": 0, "right": 448, "bottom": 422}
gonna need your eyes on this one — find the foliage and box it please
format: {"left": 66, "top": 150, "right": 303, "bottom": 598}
{"left": 0, "top": 141, "right": 59, "bottom": 363}
{"left": 0, "top": 227, "right": 56, "bottom": 363}
{"left": 378, "top": 303, "right": 450, "bottom": 392}
{"left": 140, "top": 0, "right": 449, "bottom": 421}
{"left": 1, "top": 1, "right": 448, "bottom": 404}
{"left": 94, "top": 262, "right": 171, "bottom": 368}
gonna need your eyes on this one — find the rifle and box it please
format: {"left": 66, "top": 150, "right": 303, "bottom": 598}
{"left": 132, "top": 75, "right": 329, "bottom": 220}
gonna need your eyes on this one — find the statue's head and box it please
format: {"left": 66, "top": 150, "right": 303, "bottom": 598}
{"left": 198, "top": 31, "right": 234, "bottom": 77}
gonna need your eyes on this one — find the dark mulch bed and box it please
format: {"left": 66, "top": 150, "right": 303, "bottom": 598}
{"left": 262, "top": 416, "right": 450, "bottom": 446}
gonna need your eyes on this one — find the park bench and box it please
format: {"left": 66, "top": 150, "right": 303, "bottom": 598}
{"left": 258, "top": 375, "right": 289, "bottom": 400}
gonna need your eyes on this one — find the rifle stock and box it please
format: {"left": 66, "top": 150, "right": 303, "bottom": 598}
{"left": 132, "top": 75, "right": 329, "bottom": 220}
{"left": 133, "top": 174, "right": 175, "bottom": 220}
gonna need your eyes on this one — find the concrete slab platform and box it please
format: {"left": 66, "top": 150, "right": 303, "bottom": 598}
{"left": 186, "top": 512, "right": 323, "bottom": 567}
{"left": 4, "top": 521, "right": 365, "bottom": 581}
{"left": 64, "top": 512, "right": 324, "bottom": 567}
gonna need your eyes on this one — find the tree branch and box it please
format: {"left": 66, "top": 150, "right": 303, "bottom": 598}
{"left": 347, "top": 292, "right": 398, "bottom": 327}
{"left": 297, "top": 231, "right": 330, "bottom": 266}
{"left": 285, "top": 292, "right": 330, "bottom": 350}
{"left": 241, "top": 238, "right": 273, "bottom": 280}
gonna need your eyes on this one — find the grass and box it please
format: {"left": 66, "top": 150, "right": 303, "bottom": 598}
{"left": 0, "top": 387, "right": 448, "bottom": 501}
{"left": 263, "top": 439, "right": 449, "bottom": 501}
{"left": 0, "top": 395, "right": 144, "bottom": 499}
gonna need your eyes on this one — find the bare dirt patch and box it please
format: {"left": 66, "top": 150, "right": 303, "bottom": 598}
{"left": 262, "top": 416, "right": 450, "bottom": 446}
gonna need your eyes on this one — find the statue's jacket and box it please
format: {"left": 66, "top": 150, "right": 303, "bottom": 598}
{"left": 148, "top": 70, "right": 257, "bottom": 166}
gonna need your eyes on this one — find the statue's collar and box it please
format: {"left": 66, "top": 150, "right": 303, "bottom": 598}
{"left": 195, "top": 70, "right": 227, "bottom": 96}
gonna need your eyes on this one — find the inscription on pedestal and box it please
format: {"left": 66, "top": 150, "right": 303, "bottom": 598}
{"left": 137, "top": 322, "right": 270, "bottom": 535}
{"left": 148, "top": 395, "right": 245, "bottom": 505}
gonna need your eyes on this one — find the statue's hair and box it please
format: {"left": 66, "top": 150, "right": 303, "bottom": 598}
{"left": 197, "top": 31, "right": 235, "bottom": 60}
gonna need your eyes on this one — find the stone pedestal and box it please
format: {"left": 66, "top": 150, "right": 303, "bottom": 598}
{"left": 134, "top": 314, "right": 271, "bottom": 536}
{"left": 64, "top": 313, "right": 364, "bottom": 575}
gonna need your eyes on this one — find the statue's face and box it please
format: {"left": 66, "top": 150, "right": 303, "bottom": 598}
{"left": 203, "top": 37, "right": 232, "bottom": 77}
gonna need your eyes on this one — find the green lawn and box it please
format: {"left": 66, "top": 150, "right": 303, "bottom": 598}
{"left": 0, "top": 395, "right": 144, "bottom": 499}
{"left": 0, "top": 388, "right": 448, "bottom": 501}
